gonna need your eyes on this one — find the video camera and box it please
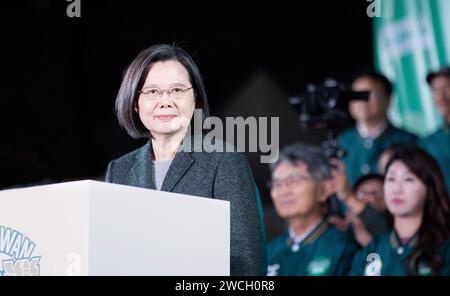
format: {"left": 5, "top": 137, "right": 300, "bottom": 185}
{"left": 289, "top": 78, "right": 370, "bottom": 217}
{"left": 289, "top": 78, "right": 369, "bottom": 158}
{"left": 289, "top": 78, "right": 369, "bottom": 130}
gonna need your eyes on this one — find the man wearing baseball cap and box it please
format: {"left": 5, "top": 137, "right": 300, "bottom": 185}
{"left": 420, "top": 66, "right": 450, "bottom": 193}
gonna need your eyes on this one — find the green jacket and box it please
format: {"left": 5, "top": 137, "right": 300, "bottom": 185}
{"left": 419, "top": 126, "right": 450, "bottom": 194}
{"left": 349, "top": 230, "right": 450, "bottom": 276}
{"left": 267, "top": 220, "right": 359, "bottom": 276}
{"left": 339, "top": 123, "right": 417, "bottom": 185}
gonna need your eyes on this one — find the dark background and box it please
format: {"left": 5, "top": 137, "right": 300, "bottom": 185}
{"left": 1, "top": 0, "right": 373, "bottom": 239}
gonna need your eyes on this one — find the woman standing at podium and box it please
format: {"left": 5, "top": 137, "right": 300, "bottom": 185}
{"left": 105, "top": 44, "right": 264, "bottom": 275}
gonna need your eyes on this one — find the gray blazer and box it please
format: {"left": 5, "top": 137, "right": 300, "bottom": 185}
{"left": 105, "top": 139, "right": 264, "bottom": 275}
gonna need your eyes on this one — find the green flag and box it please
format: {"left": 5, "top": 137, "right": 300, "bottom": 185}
{"left": 374, "top": 0, "right": 450, "bottom": 137}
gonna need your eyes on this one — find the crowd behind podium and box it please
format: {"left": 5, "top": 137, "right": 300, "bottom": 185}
{"left": 265, "top": 66, "right": 450, "bottom": 276}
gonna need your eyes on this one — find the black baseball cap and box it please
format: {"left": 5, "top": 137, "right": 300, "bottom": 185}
{"left": 426, "top": 66, "right": 450, "bottom": 85}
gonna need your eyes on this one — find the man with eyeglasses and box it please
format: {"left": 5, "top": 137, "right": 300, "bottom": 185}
{"left": 266, "top": 143, "right": 359, "bottom": 276}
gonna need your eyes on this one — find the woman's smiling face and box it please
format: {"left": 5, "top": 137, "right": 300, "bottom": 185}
{"left": 137, "top": 60, "right": 195, "bottom": 137}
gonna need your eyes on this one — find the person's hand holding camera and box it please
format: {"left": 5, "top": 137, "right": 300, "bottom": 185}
{"left": 329, "top": 158, "right": 365, "bottom": 215}
{"left": 329, "top": 158, "right": 353, "bottom": 202}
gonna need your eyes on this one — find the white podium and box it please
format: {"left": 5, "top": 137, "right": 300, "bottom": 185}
{"left": 0, "top": 180, "right": 230, "bottom": 276}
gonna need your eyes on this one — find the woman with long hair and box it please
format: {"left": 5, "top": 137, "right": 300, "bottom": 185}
{"left": 349, "top": 145, "right": 450, "bottom": 275}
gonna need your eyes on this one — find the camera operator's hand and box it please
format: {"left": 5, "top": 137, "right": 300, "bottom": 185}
{"left": 329, "top": 158, "right": 366, "bottom": 215}
{"left": 329, "top": 158, "right": 353, "bottom": 202}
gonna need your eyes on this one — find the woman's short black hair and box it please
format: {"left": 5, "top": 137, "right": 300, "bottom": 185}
{"left": 115, "top": 44, "right": 210, "bottom": 139}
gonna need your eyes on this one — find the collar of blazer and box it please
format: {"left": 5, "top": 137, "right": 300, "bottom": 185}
{"left": 129, "top": 134, "right": 197, "bottom": 192}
